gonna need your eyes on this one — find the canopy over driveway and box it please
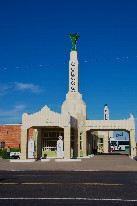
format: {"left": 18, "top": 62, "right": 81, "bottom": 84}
{"left": 86, "top": 114, "right": 136, "bottom": 158}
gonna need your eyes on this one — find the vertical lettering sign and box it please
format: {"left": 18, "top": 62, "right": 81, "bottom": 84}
{"left": 70, "top": 62, "right": 76, "bottom": 92}
{"left": 1, "top": 141, "right": 5, "bottom": 148}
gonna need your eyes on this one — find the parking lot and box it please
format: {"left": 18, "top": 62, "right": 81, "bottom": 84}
{"left": 0, "top": 151, "right": 137, "bottom": 171}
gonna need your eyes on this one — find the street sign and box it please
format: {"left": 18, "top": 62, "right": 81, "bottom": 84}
{"left": 1, "top": 141, "right": 5, "bottom": 148}
{"left": 10, "top": 152, "right": 20, "bottom": 157}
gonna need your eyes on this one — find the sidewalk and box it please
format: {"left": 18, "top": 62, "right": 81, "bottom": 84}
{"left": 1, "top": 153, "right": 137, "bottom": 171}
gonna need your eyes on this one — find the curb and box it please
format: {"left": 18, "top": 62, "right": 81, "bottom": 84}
{"left": 55, "top": 159, "right": 81, "bottom": 162}
{"left": 10, "top": 159, "right": 36, "bottom": 163}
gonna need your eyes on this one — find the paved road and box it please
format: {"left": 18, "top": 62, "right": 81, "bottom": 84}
{"left": 0, "top": 171, "right": 137, "bottom": 205}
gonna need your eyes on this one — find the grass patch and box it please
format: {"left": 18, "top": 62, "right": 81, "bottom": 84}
{"left": 42, "top": 151, "right": 57, "bottom": 157}
{"left": 41, "top": 150, "right": 83, "bottom": 158}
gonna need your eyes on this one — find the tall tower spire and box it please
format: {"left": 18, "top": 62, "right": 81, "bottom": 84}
{"left": 61, "top": 34, "right": 86, "bottom": 119}
{"left": 68, "top": 33, "right": 80, "bottom": 93}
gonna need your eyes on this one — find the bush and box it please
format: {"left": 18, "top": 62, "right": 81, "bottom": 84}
{"left": 0, "top": 148, "right": 21, "bottom": 159}
{"left": 0, "top": 149, "right": 7, "bottom": 159}
{"left": 10, "top": 148, "right": 21, "bottom": 152}
{"left": 0, "top": 149, "right": 2, "bottom": 156}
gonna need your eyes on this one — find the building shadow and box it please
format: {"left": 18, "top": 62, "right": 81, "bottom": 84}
{"left": 98, "top": 152, "right": 129, "bottom": 156}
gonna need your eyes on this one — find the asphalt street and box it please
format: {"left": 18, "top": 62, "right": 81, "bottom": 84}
{"left": 0, "top": 171, "right": 137, "bottom": 205}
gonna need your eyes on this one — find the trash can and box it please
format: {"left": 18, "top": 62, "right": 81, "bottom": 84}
{"left": 93, "top": 149, "right": 97, "bottom": 155}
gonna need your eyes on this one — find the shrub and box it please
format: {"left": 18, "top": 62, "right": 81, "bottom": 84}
{"left": 0, "top": 148, "right": 21, "bottom": 159}
{"left": 0, "top": 149, "right": 7, "bottom": 159}
{"left": 0, "top": 149, "right": 2, "bottom": 156}
{"left": 10, "top": 148, "right": 21, "bottom": 152}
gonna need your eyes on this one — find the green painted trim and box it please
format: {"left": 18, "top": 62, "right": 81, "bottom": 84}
{"left": 80, "top": 151, "right": 83, "bottom": 157}
{"left": 97, "top": 137, "right": 104, "bottom": 153}
{"left": 98, "top": 135, "right": 104, "bottom": 138}
{"left": 71, "top": 150, "right": 73, "bottom": 158}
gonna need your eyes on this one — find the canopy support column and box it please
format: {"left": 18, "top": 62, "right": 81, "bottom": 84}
{"left": 104, "top": 132, "right": 109, "bottom": 153}
{"left": 37, "top": 129, "right": 42, "bottom": 160}
{"left": 129, "top": 129, "right": 136, "bottom": 158}
{"left": 20, "top": 129, "right": 28, "bottom": 160}
{"left": 64, "top": 127, "right": 71, "bottom": 159}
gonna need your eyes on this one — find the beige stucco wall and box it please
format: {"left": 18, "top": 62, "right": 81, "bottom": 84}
{"left": 64, "top": 127, "right": 71, "bottom": 159}
{"left": 20, "top": 129, "right": 28, "bottom": 160}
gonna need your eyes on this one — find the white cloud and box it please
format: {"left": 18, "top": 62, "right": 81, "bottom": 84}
{"left": 0, "top": 104, "right": 26, "bottom": 117}
{"left": 0, "top": 104, "right": 26, "bottom": 124}
{"left": 0, "top": 82, "right": 43, "bottom": 96}
{"left": 14, "top": 105, "right": 26, "bottom": 110}
{"left": 14, "top": 82, "right": 43, "bottom": 93}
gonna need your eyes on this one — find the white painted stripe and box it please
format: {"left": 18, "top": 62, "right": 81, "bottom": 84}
{"left": 0, "top": 182, "right": 123, "bottom": 185}
{"left": 0, "top": 198, "right": 137, "bottom": 201}
{"left": 41, "top": 159, "right": 50, "bottom": 162}
{"left": 77, "top": 156, "right": 90, "bottom": 159}
{"left": 10, "top": 175, "right": 46, "bottom": 176}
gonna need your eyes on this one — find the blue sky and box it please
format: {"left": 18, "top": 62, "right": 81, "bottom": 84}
{"left": 0, "top": 0, "right": 137, "bottom": 140}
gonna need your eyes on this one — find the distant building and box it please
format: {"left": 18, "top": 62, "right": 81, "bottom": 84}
{"left": 0, "top": 125, "right": 21, "bottom": 149}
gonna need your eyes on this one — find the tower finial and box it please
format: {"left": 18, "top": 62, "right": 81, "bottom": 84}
{"left": 68, "top": 33, "right": 80, "bottom": 51}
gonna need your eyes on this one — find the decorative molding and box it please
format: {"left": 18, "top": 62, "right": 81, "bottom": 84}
{"left": 22, "top": 105, "right": 77, "bottom": 129}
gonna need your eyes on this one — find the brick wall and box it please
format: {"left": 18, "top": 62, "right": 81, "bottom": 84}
{"left": 28, "top": 127, "right": 34, "bottom": 141}
{"left": 0, "top": 125, "right": 21, "bottom": 149}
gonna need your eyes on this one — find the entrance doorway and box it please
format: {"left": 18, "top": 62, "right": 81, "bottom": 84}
{"left": 41, "top": 129, "right": 77, "bottom": 158}
{"left": 42, "top": 130, "right": 64, "bottom": 157}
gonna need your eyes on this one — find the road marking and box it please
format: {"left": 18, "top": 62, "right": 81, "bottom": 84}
{"left": 0, "top": 198, "right": 137, "bottom": 201}
{"left": 0, "top": 182, "right": 123, "bottom": 185}
{"left": 21, "top": 183, "right": 123, "bottom": 186}
{"left": 0, "top": 183, "right": 18, "bottom": 185}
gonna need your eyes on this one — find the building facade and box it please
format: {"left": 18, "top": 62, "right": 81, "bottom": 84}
{"left": 20, "top": 48, "right": 136, "bottom": 159}
{"left": 0, "top": 38, "right": 136, "bottom": 159}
